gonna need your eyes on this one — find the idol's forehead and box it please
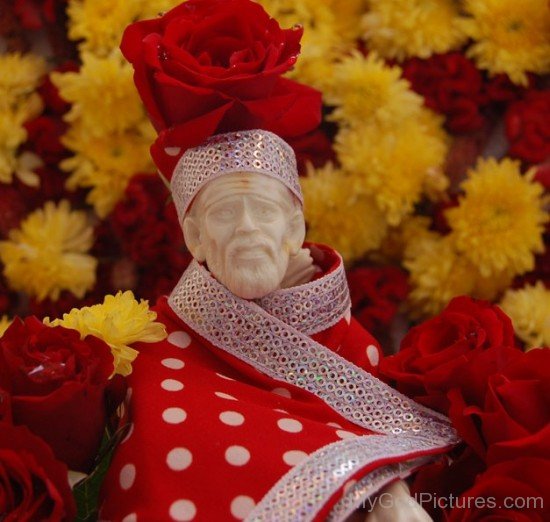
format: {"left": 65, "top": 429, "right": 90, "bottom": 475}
{"left": 194, "top": 171, "right": 296, "bottom": 210}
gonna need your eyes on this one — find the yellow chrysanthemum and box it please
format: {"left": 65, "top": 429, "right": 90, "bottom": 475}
{"left": 0, "top": 111, "right": 29, "bottom": 184}
{"left": 405, "top": 236, "right": 478, "bottom": 318}
{"left": 336, "top": 116, "right": 448, "bottom": 225}
{"left": 48, "top": 291, "right": 167, "bottom": 376}
{"left": 460, "top": 0, "right": 550, "bottom": 86}
{"left": 446, "top": 158, "right": 547, "bottom": 278}
{"left": 257, "top": 0, "right": 347, "bottom": 91}
{"left": 140, "top": 0, "right": 183, "bottom": 18}
{"left": 61, "top": 123, "right": 155, "bottom": 217}
{"left": 374, "top": 215, "right": 436, "bottom": 263}
{"left": 500, "top": 283, "right": 550, "bottom": 349}
{"left": 0, "top": 200, "right": 96, "bottom": 301}
{"left": 326, "top": 52, "right": 424, "bottom": 128}
{"left": 67, "top": 0, "right": 143, "bottom": 56}
{"left": 362, "top": 0, "right": 467, "bottom": 61}
{"left": 0, "top": 53, "right": 46, "bottom": 111}
{"left": 51, "top": 52, "right": 144, "bottom": 137}
{"left": 302, "top": 163, "right": 388, "bottom": 263}
{"left": 0, "top": 316, "right": 11, "bottom": 338}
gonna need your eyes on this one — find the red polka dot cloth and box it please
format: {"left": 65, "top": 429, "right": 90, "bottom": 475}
{"left": 100, "top": 245, "right": 458, "bottom": 521}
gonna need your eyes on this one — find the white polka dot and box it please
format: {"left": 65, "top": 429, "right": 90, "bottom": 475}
{"left": 344, "top": 308, "right": 352, "bottom": 325}
{"left": 277, "top": 418, "right": 303, "bottom": 433}
{"left": 162, "top": 358, "right": 185, "bottom": 370}
{"left": 166, "top": 448, "right": 192, "bottom": 471}
{"left": 283, "top": 450, "right": 308, "bottom": 466}
{"left": 165, "top": 147, "right": 181, "bottom": 157}
{"left": 215, "top": 392, "right": 237, "bottom": 400}
{"left": 336, "top": 429, "right": 358, "bottom": 439}
{"left": 219, "top": 411, "right": 244, "bottom": 426}
{"left": 230, "top": 496, "right": 256, "bottom": 520}
{"left": 121, "top": 423, "right": 134, "bottom": 444}
{"left": 327, "top": 422, "right": 342, "bottom": 428}
{"left": 169, "top": 499, "right": 196, "bottom": 521}
{"left": 366, "top": 344, "right": 380, "bottom": 366}
{"left": 343, "top": 480, "right": 357, "bottom": 494}
{"left": 119, "top": 464, "right": 136, "bottom": 490}
{"left": 216, "top": 372, "right": 235, "bottom": 380}
{"left": 122, "top": 514, "right": 137, "bottom": 522}
{"left": 274, "top": 408, "right": 289, "bottom": 414}
{"left": 163, "top": 407, "right": 187, "bottom": 424}
{"left": 162, "top": 379, "right": 184, "bottom": 392}
{"left": 225, "top": 446, "right": 250, "bottom": 466}
{"left": 271, "top": 387, "right": 292, "bottom": 398}
{"left": 168, "top": 331, "right": 191, "bottom": 348}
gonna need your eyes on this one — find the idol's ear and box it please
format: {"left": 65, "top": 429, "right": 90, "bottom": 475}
{"left": 183, "top": 215, "right": 206, "bottom": 262}
{"left": 287, "top": 209, "right": 306, "bottom": 255}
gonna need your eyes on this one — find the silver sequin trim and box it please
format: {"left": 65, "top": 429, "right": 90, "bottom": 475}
{"left": 256, "top": 252, "right": 350, "bottom": 336}
{"left": 168, "top": 260, "right": 459, "bottom": 442}
{"left": 326, "top": 455, "right": 433, "bottom": 521}
{"left": 246, "top": 435, "right": 450, "bottom": 522}
{"left": 171, "top": 129, "right": 302, "bottom": 222}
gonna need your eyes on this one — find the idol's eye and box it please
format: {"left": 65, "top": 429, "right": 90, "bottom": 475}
{"left": 253, "top": 202, "right": 279, "bottom": 220}
{"left": 210, "top": 206, "right": 235, "bottom": 221}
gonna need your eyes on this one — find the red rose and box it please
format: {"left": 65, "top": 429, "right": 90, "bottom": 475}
{"left": 0, "top": 317, "right": 113, "bottom": 472}
{"left": 347, "top": 266, "right": 409, "bottom": 333}
{"left": 506, "top": 89, "right": 550, "bottom": 164}
{"left": 447, "top": 458, "right": 549, "bottom": 521}
{"left": 449, "top": 348, "right": 550, "bottom": 464}
{"left": 379, "top": 296, "right": 518, "bottom": 413}
{"left": 120, "top": 0, "right": 322, "bottom": 176}
{"left": 401, "top": 53, "right": 486, "bottom": 133}
{"left": 0, "top": 423, "right": 76, "bottom": 521}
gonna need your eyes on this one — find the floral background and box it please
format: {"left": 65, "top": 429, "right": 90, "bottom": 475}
{"left": 0, "top": 0, "right": 548, "bottom": 520}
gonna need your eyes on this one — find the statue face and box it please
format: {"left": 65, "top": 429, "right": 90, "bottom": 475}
{"left": 184, "top": 173, "right": 304, "bottom": 299}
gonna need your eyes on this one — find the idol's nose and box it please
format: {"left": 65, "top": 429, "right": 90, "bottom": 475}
{"left": 235, "top": 204, "right": 259, "bottom": 233}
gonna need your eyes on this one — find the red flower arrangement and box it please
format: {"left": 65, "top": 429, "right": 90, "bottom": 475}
{"left": 0, "top": 317, "right": 114, "bottom": 472}
{"left": 506, "top": 89, "right": 550, "bottom": 164}
{"left": 0, "top": 423, "right": 77, "bottom": 521}
{"left": 120, "top": 0, "right": 322, "bottom": 175}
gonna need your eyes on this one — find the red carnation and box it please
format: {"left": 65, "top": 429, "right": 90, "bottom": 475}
{"left": 347, "top": 266, "right": 409, "bottom": 333}
{"left": 402, "top": 53, "right": 486, "bottom": 133}
{"left": 506, "top": 89, "right": 550, "bottom": 164}
{"left": 120, "top": 0, "right": 322, "bottom": 176}
{"left": 0, "top": 317, "right": 114, "bottom": 472}
{"left": 379, "top": 296, "right": 518, "bottom": 413}
{"left": 0, "top": 423, "right": 77, "bottom": 521}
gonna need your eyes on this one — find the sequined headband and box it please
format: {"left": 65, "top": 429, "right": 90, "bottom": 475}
{"left": 170, "top": 130, "right": 303, "bottom": 222}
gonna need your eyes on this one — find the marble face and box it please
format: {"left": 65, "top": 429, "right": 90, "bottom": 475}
{"left": 183, "top": 172, "right": 305, "bottom": 299}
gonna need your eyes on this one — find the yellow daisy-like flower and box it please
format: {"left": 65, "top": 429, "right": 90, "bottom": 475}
{"left": 405, "top": 236, "right": 478, "bottom": 318}
{"left": 0, "top": 200, "right": 96, "bottom": 302}
{"left": 48, "top": 291, "right": 167, "bottom": 376}
{"left": 460, "top": 0, "right": 550, "bottom": 86}
{"left": 140, "top": 0, "right": 183, "bottom": 18}
{"left": 61, "top": 122, "right": 155, "bottom": 217}
{"left": 67, "top": 0, "right": 142, "bottom": 56}
{"left": 326, "top": 52, "right": 424, "bottom": 128}
{"left": 258, "top": 0, "right": 348, "bottom": 91}
{"left": 446, "top": 158, "right": 547, "bottom": 278}
{"left": 336, "top": 116, "right": 448, "bottom": 226}
{"left": 362, "top": 0, "right": 467, "bottom": 61}
{"left": 51, "top": 52, "right": 144, "bottom": 137}
{"left": 0, "top": 52, "right": 47, "bottom": 111}
{"left": 500, "top": 283, "right": 550, "bottom": 350}
{"left": 0, "top": 316, "right": 11, "bottom": 338}
{"left": 0, "top": 111, "right": 29, "bottom": 184}
{"left": 302, "top": 163, "right": 388, "bottom": 263}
